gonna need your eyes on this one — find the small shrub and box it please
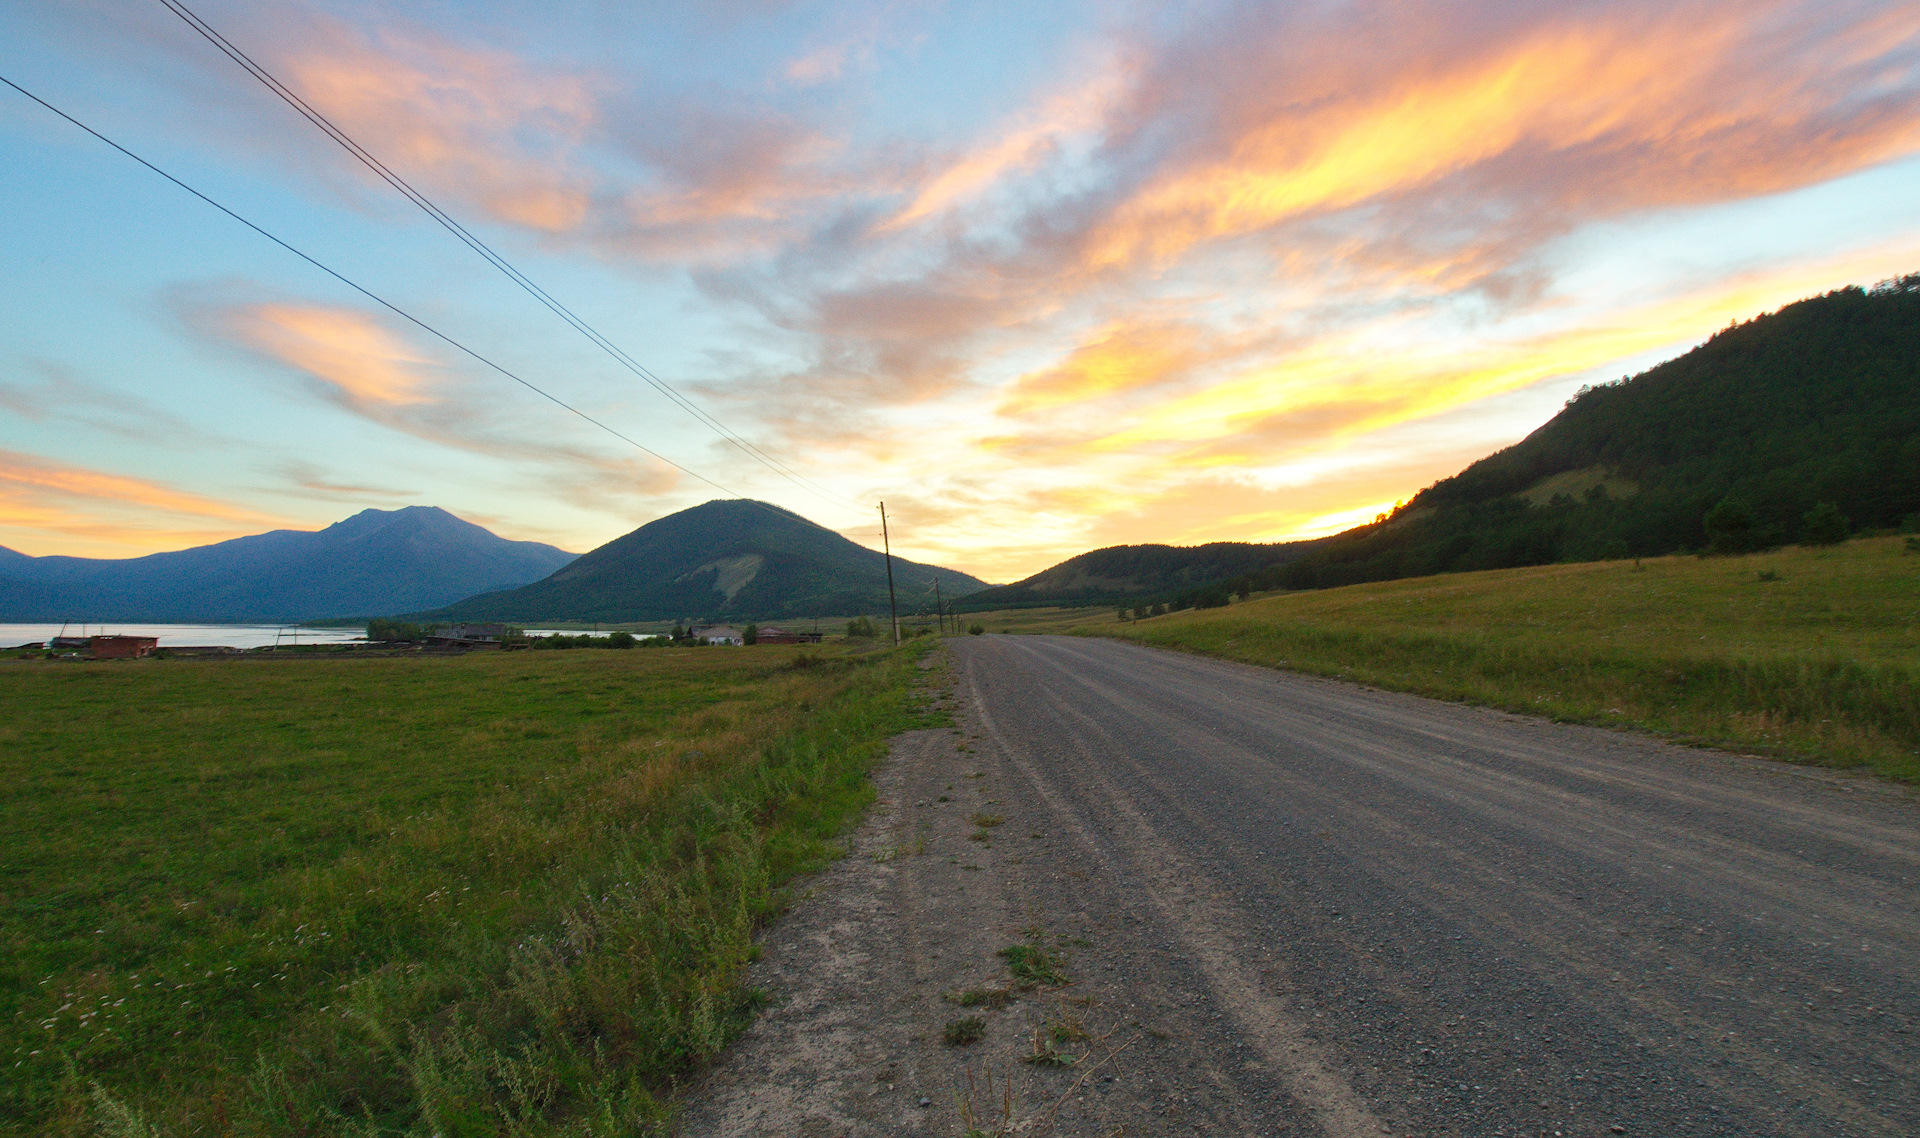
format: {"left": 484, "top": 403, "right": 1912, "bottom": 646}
{"left": 1800, "top": 502, "right": 1849, "bottom": 546}
{"left": 847, "top": 617, "right": 878, "bottom": 639}
{"left": 944, "top": 1016, "right": 987, "bottom": 1046}
{"left": 1757, "top": 569, "right": 1780, "bottom": 582}
{"left": 967, "top": 624, "right": 985, "bottom": 636}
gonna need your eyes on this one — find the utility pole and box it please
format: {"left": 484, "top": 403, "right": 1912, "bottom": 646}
{"left": 933, "top": 576, "right": 946, "bottom": 636}
{"left": 880, "top": 501, "right": 901, "bottom": 646}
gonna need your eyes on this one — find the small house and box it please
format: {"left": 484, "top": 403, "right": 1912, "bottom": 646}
{"left": 443, "top": 623, "right": 507, "bottom": 642}
{"left": 89, "top": 635, "right": 158, "bottom": 659}
{"left": 693, "top": 625, "right": 744, "bottom": 646}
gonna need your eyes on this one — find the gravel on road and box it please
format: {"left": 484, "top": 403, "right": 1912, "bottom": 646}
{"left": 678, "top": 635, "right": 1919, "bottom": 1137}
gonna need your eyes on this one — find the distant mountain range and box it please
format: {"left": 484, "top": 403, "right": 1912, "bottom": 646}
{"left": 417, "top": 499, "right": 987, "bottom": 624}
{"left": 0, "top": 507, "right": 576, "bottom": 624}
{"left": 955, "top": 540, "right": 1326, "bottom": 611}
{"left": 1248, "top": 273, "right": 1920, "bottom": 592}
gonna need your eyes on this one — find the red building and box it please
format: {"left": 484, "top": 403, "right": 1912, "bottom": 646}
{"left": 89, "top": 635, "right": 159, "bottom": 659}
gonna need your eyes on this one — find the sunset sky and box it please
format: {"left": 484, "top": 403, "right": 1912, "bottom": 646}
{"left": 3, "top": 0, "right": 1919, "bottom": 581}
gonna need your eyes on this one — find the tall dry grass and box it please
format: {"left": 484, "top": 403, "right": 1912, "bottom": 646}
{"left": 1095, "top": 538, "right": 1919, "bottom": 781}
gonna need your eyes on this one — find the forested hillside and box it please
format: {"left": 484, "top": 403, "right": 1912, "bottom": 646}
{"left": 423, "top": 499, "right": 983, "bottom": 622}
{"left": 1249, "top": 274, "right": 1920, "bottom": 592}
{"left": 955, "top": 539, "right": 1322, "bottom": 611}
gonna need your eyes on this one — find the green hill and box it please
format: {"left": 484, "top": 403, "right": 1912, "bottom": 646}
{"left": 956, "top": 539, "right": 1324, "bottom": 611}
{"left": 418, "top": 499, "right": 986, "bottom": 623}
{"left": 1254, "top": 273, "right": 1920, "bottom": 592}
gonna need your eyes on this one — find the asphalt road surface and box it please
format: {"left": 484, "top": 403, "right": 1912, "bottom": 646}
{"left": 682, "top": 635, "right": 1918, "bottom": 1137}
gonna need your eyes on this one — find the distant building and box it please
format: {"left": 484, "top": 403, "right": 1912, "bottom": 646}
{"left": 754, "top": 626, "right": 823, "bottom": 645}
{"left": 693, "top": 625, "right": 744, "bottom": 645}
{"left": 424, "top": 636, "right": 502, "bottom": 650}
{"left": 89, "top": 635, "right": 158, "bottom": 659}
{"left": 443, "top": 623, "right": 507, "bottom": 641}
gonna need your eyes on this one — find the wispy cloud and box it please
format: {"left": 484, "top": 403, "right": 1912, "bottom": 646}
{"left": 183, "top": 296, "right": 690, "bottom": 514}
{"left": 0, "top": 449, "right": 296, "bottom": 557}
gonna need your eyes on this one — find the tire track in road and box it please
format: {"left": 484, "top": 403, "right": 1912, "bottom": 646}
{"left": 682, "top": 637, "right": 1919, "bottom": 1137}
{"left": 959, "top": 635, "right": 1920, "bottom": 1137}
{"left": 965, "top": 643, "right": 1393, "bottom": 1138}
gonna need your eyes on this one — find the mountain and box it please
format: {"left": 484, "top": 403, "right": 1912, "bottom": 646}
{"left": 421, "top": 499, "right": 988, "bottom": 623}
{"left": 955, "top": 540, "right": 1326, "bottom": 611}
{"left": 1253, "top": 273, "right": 1920, "bottom": 593}
{"left": 0, "top": 507, "right": 577, "bottom": 623}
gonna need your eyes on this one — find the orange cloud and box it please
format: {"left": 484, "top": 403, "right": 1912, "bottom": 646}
{"left": 0, "top": 449, "right": 296, "bottom": 557}
{"left": 882, "top": 70, "right": 1125, "bottom": 231}
{"left": 985, "top": 244, "right": 1920, "bottom": 475}
{"left": 1085, "top": 6, "right": 1920, "bottom": 270}
{"left": 223, "top": 303, "right": 442, "bottom": 410}
{"left": 277, "top": 20, "right": 597, "bottom": 231}
{"left": 996, "top": 320, "right": 1216, "bottom": 417}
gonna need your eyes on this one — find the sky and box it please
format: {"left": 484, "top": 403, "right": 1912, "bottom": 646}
{"left": 2, "top": 0, "right": 1918, "bottom": 583}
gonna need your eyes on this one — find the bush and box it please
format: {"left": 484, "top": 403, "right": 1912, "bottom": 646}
{"left": 967, "top": 624, "right": 984, "bottom": 636}
{"left": 743, "top": 623, "right": 758, "bottom": 646}
{"left": 607, "top": 631, "right": 636, "bottom": 649}
{"left": 1704, "top": 496, "right": 1761, "bottom": 554}
{"left": 846, "top": 617, "right": 877, "bottom": 639}
{"left": 1800, "top": 502, "right": 1850, "bottom": 546}
{"left": 365, "top": 618, "right": 429, "bottom": 642}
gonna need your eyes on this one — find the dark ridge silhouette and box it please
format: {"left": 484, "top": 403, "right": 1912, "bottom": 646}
{"left": 955, "top": 539, "right": 1326, "bottom": 611}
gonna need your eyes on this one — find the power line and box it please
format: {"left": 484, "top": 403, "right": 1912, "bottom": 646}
{"left": 0, "top": 71, "right": 758, "bottom": 502}
{"left": 156, "top": 0, "right": 869, "bottom": 517}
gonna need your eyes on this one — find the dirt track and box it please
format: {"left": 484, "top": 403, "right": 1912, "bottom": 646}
{"left": 678, "top": 635, "right": 1920, "bottom": 1137}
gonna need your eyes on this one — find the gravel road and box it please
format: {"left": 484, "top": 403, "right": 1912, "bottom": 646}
{"left": 679, "top": 635, "right": 1919, "bottom": 1137}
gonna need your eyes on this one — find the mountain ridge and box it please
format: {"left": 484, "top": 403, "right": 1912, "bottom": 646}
{"left": 955, "top": 539, "right": 1327, "bottom": 610}
{"left": 0, "top": 506, "right": 577, "bottom": 623}
{"left": 420, "top": 499, "right": 986, "bottom": 622}
{"left": 1245, "top": 274, "right": 1920, "bottom": 592}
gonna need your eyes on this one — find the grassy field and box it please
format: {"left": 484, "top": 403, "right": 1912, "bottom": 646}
{"left": 950, "top": 606, "right": 1128, "bottom": 635}
{"left": 1091, "top": 536, "right": 1920, "bottom": 782}
{"left": 0, "top": 642, "right": 941, "bottom": 1136}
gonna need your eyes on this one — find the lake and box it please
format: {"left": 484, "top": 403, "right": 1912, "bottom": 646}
{"left": 0, "top": 623, "right": 366, "bottom": 649}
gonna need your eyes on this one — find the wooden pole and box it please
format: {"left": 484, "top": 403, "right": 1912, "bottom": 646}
{"left": 880, "top": 501, "right": 901, "bottom": 646}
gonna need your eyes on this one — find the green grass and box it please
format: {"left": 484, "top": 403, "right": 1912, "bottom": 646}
{"left": 0, "top": 642, "right": 940, "bottom": 1136}
{"left": 949, "top": 606, "right": 1126, "bottom": 636}
{"left": 997, "top": 944, "right": 1068, "bottom": 988}
{"left": 1090, "top": 535, "right": 1920, "bottom": 781}
{"left": 942, "top": 1016, "right": 987, "bottom": 1047}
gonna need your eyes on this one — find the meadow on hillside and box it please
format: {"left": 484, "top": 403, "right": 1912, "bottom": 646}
{"left": 1097, "top": 536, "right": 1919, "bottom": 782}
{"left": 0, "top": 643, "right": 940, "bottom": 1136}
